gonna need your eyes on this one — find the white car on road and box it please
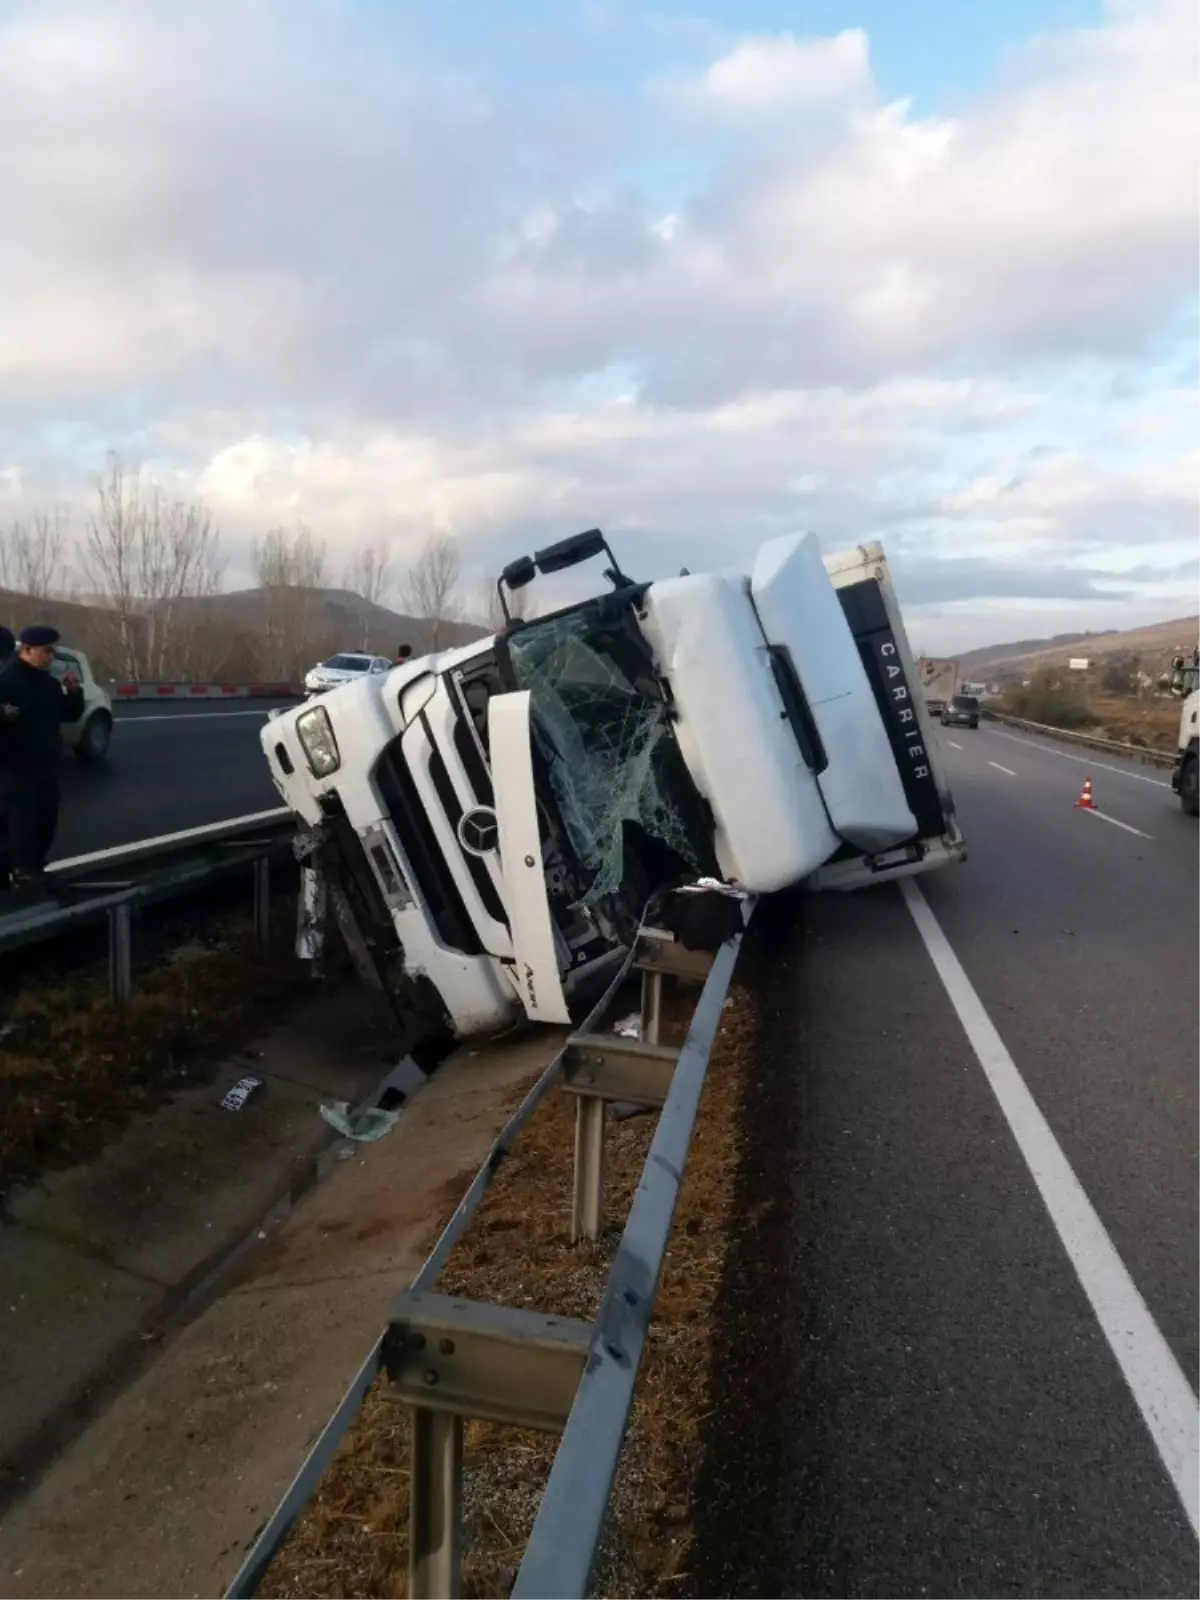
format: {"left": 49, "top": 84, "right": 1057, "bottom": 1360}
{"left": 53, "top": 646, "right": 114, "bottom": 763}
{"left": 303, "top": 652, "right": 393, "bottom": 696}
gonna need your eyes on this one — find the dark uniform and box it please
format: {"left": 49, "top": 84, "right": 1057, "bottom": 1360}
{"left": 0, "top": 626, "right": 84, "bottom": 885}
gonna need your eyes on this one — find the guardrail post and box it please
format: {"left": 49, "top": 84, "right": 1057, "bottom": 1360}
{"left": 108, "top": 902, "right": 132, "bottom": 1004}
{"left": 408, "top": 1407, "right": 463, "bottom": 1599}
{"left": 571, "top": 1094, "right": 605, "bottom": 1244}
{"left": 640, "top": 967, "right": 663, "bottom": 1045}
{"left": 253, "top": 856, "right": 271, "bottom": 948}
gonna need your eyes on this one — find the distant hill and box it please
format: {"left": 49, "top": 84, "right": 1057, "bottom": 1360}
{"left": 0, "top": 587, "right": 141, "bottom": 677}
{"left": 958, "top": 616, "right": 1198, "bottom": 678}
{"left": 163, "top": 587, "right": 487, "bottom": 660}
{"left": 0, "top": 584, "right": 485, "bottom": 681}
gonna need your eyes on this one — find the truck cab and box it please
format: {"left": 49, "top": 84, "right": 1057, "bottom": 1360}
{"left": 262, "top": 530, "right": 963, "bottom": 1044}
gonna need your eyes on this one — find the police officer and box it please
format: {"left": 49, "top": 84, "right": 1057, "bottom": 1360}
{"left": 0, "top": 625, "right": 85, "bottom": 888}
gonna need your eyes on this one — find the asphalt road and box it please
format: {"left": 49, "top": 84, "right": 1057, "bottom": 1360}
{"left": 697, "top": 719, "right": 1198, "bottom": 1598}
{"left": 52, "top": 700, "right": 293, "bottom": 860}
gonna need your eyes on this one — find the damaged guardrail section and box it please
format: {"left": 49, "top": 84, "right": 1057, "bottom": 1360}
{"left": 226, "top": 907, "right": 751, "bottom": 1600}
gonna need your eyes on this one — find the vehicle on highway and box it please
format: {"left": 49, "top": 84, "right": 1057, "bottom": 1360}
{"left": 303, "top": 652, "right": 392, "bottom": 696}
{"left": 53, "top": 647, "right": 113, "bottom": 763}
{"left": 940, "top": 693, "right": 980, "bottom": 730}
{"left": 917, "top": 655, "right": 960, "bottom": 716}
{"left": 1168, "top": 644, "right": 1198, "bottom": 816}
{"left": 263, "top": 529, "right": 963, "bottom": 1044}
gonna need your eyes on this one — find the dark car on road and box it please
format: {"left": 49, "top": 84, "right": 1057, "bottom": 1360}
{"left": 941, "top": 693, "right": 980, "bottom": 729}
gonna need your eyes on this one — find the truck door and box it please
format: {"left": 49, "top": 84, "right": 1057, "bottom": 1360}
{"left": 488, "top": 691, "right": 571, "bottom": 1024}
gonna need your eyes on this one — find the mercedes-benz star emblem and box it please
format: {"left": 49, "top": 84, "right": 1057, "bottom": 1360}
{"left": 457, "top": 806, "right": 500, "bottom": 857}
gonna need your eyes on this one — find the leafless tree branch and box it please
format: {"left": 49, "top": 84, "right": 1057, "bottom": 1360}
{"left": 400, "top": 533, "right": 461, "bottom": 649}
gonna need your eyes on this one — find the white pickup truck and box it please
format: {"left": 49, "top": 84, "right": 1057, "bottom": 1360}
{"left": 262, "top": 531, "right": 963, "bottom": 1045}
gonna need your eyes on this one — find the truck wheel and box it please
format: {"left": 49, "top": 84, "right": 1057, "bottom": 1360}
{"left": 1181, "top": 752, "right": 1199, "bottom": 816}
{"left": 75, "top": 712, "right": 112, "bottom": 765}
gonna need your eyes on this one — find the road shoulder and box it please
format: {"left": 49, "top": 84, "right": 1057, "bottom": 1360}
{"left": 0, "top": 1008, "right": 560, "bottom": 1599}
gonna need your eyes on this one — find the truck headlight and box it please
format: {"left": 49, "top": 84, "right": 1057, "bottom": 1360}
{"left": 296, "top": 704, "right": 340, "bottom": 776}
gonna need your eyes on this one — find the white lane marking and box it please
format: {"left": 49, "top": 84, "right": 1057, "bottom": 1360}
{"left": 900, "top": 878, "right": 1199, "bottom": 1536}
{"left": 114, "top": 709, "right": 272, "bottom": 723}
{"left": 988, "top": 760, "right": 1017, "bottom": 776}
{"left": 1085, "top": 808, "right": 1154, "bottom": 841}
{"left": 947, "top": 739, "right": 964, "bottom": 750}
{"left": 991, "top": 728, "right": 1171, "bottom": 789}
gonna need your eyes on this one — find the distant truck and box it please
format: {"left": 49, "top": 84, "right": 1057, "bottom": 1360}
{"left": 917, "top": 657, "right": 959, "bottom": 715}
{"left": 1169, "top": 645, "right": 1198, "bottom": 816}
{"left": 263, "top": 531, "right": 964, "bottom": 1047}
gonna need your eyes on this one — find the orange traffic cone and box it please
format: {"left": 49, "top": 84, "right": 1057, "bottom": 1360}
{"left": 1076, "top": 776, "right": 1095, "bottom": 810}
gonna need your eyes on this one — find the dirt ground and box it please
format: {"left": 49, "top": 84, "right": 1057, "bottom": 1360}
{"left": 0, "top": 911, "right": 311, "bottom": 1198}
{"left": 258, "top": 975, "right": 755, "bottom": 1600}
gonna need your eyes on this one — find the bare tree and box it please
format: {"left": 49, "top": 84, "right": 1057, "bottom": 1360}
{"left": 400, "top": 533, "right": 461, "bottom": 649}
{"left": 251, "top": 522, "right": 329, "bottom": 679}
{"left": 343, "top": 541, "right": 393, "bottom": 648}
{"left": 1, "top": 508, "right": 71, "bottom": 600}
{"left": 82, "top": 453, "right": 225, "bottom": 681}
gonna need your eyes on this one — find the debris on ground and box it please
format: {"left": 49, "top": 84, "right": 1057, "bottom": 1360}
{"left": 220, "top": 1073, "right": 266, "bottom": 1112}
{"left": 319, "top": 1100, "right": 402, "bottom": 1142}
{"left": 258, "top": 976, "right": 754, "bottom": 1599}
{"left": 0, "top": 914, "right": 310, "bottom": 1198}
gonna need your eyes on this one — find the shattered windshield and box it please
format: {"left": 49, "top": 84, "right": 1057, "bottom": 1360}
{"left": 506, "top": 606, "right": 710, "bottom": 905}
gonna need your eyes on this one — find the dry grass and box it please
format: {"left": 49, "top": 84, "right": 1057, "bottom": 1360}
{"left": 997, "top": 685, "right": 1181, "bottom": 751}
{"left": 1086, "top": 694, "right": 1181, "bottom": 752}
{"left": 260, "top": 978, "right": 755, "bottom": 1600}
{"left": 0, "top": 913, "right": 309, "bottom": 1197}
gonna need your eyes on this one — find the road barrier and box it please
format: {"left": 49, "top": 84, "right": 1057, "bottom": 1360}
{"left": 0, "top": 809, "right": 296, "bottom": 1000}
{"left": 225, "top": 909, "right": 751, "bottom": 1600}
{"left": 111, "top": 682, "right": 303, "bottom": 699}
{"left": 982, "top": 709, "right": 1176, "bottom": 769}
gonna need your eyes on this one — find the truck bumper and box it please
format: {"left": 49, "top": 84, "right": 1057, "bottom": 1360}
{"left": 1171, "top": 751, "right": 1184, "bottom": 795}
{"left": 808, "top": 826, "right": 967, "bottom": 892}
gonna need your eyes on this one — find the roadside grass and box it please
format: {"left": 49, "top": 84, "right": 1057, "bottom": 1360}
{"left": 259, "top": 978, "right": 754, "bottom": 1600}
{"left": 0, "top": 911, "right": 309, "bottom": 1197}
{"left": 1086, "top": 695, "right": 1179, "bottom": 751}
{"left": 997, "top": 686, "right": 1179, "bottom": 751}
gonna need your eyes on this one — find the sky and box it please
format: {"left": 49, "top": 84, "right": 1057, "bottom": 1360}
{"left": 0, "top": 0, "right": 1196, "bottom": 650}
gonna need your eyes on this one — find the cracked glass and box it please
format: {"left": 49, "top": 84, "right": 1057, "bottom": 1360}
{"left": 506, "top": 608, "right": 706, "bottom": 904}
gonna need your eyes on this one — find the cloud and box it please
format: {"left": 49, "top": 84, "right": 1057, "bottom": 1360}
{"left": 891, "top": 556, "right": 1134, "bottom": 606}
{"left": 0, "top": 0, "right": 1194, "bottom": 652}
{"left": 660, "top": 29, "right": 872, "bottom": 121}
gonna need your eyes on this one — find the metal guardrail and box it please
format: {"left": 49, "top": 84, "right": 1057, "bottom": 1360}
{"left": 226, "top": 907, "right": 751, "bottom": 1600}
{"left": 1, "top": 808, "right": 295, "bottom": 999}
{"left": 982, "top": 709, "right": 1176, "bottom": 768}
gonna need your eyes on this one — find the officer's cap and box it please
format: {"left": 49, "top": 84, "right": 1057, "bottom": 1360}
{"left": 19, "top": 625, "right": 61, "bottom": 647}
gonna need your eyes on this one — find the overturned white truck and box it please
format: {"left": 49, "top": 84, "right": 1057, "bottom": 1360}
{"left": 263, "top": 531, "right": 963, "bottom": 1045}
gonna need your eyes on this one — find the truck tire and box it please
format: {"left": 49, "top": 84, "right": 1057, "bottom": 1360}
{"left": 1181, "top": 752, "right": 1199, "bottom": 816}
{"left": 75, "top": 711, "right": 112, "bottom": 765}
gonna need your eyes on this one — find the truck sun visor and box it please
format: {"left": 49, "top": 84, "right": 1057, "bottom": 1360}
{"left": 506, "top": 611, "right": 704, "bottom": 905}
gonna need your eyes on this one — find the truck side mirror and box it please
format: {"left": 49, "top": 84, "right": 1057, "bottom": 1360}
{"left": 534, "top": 529, "right": 606, "bottom": 574}
{"left": 502, "top": 555, "right": 536, "bottom": 591}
